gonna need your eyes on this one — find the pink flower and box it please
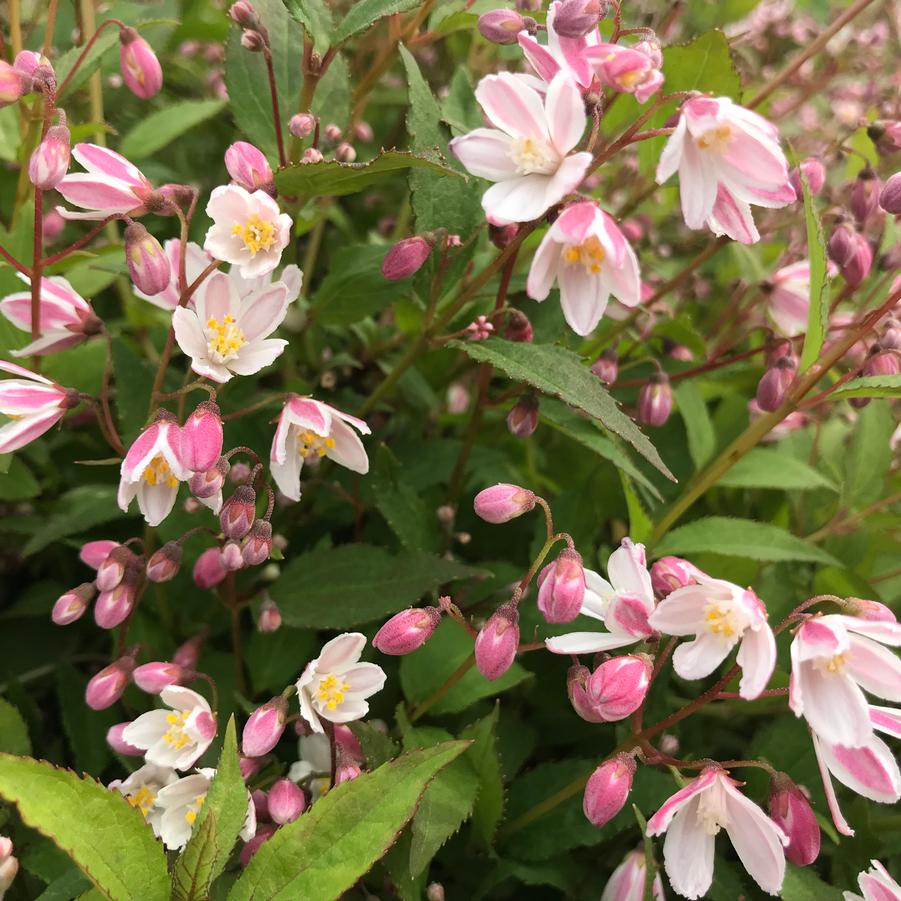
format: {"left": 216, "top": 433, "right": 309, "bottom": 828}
{"left": 587, "top": 43, "right": 664, "bottom": 103}
{"left": 117, "top": 412, "right": 191, "bottom": 527}
{"left": 846, "top": 861, "right": 901, "bottom": 901}
{"left": 568, "top": 655, "right": 651, "bottom": 722}
{"left": 646, "top": 766, "right": 788, "bottom": 899}
{"left": 0, "top": 360, "right": 74, "bottom": 453}
{"left": 474, "top": 483, "right": 536, "bottom": 523}
{"left": 134, "top": 240, "right": 212, "bottom": 310}
{"left": 0, "top": 274, "right": 99, "bottom": 356}
{"left": 789, "top": 613, "right": 901, "bottom": 747}
{"left": 181, "top": 401, "right": 224, "bottom": 472}
{"left": 767, "top": 259, "right": 838, "bottom": 336}
{"left": 656, "top": 97, "right": 794, "bottom": 244}
{"left": 601, "top": 849, "right": 665, "bottom": 901}
{"left": 648, "top": 576, "right": 776, "bottom": 700}
{"left": 449, "top": 71, "right": 592, "bottom": 224}
{"left": 526, "top": 201, "right": 641, "bottom": 335}
{"left": 270, "top": 396, "right": 370, "bottom": 502}
{"left": 28, "top": 124, "right": 71, "bottom": 190}
{"left": 224, "top": 141, "right": 274, "bottom": 194}
{"left": 0, "top": 59, "right": 28, "bottom": 106}
{"left": 56, "top": 143, "right": 156, "bottom": 221}
{"left": 545, "top": 538, "right": 655, "bottom": 656}
{"left": 203, "top": 185, "right": 292, "bottom": 278}
{"left": 119, "top": 28, "right": 163, "bottom": 99}
{"left": 583, "top": 753, "right": 635, "bottom": 827}
{"left": 475, "top": 602, "right": 520, "bottom": 680}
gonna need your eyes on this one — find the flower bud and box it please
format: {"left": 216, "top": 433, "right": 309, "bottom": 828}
{"left": 789, "top": 157, "right": 826, "bottom": 200}
{"left": 239, "top": 824, "right": 276, "bottom": 866}
{"left": 94, "top": 575, "right": 139, "bottom": 629}
{"left": 85, "top": 653, "right": 136, "bottom": 710}
{"left": 0, "top": 837, "right": 18, "bottom": 896}
{"left": 881, "top": 318, "right": 901, "bottom": 350}
{"left": 828, "top": 223, "right": 873, "bottom": 288}
{"left": 0, "top": 60, "right": 27, "bottom": 106}
{"left": 222, "top": 541, "right": 245, "bottom": 571}
{"left": 268, "top": 778, "right": 305, "bottom": 824}
{"left": 256, "top": 595, "right": 282, "bottom": 633}
{"left": 242, "top": 519, "right": 273, "bottom": 566}
{"left": 864, "top": 346, "right": 900, "bottom": 378}
{"left": 504, "top": 309, "right": 533, "bottom": 343}
{"left": 173, "top": 631, "right": 207, "bottom": 668}
{"left": 489, "top": 221, "right": 519, "bottom": 249}
{"left": 373, "top": 606, "right": 442, "bottom": 655}
{"left": 242, "top": 696, "right": 288, "bottom": 757}
{"left": 843, "top": 597, "right": 896, "bottom": 622}
{"left": 880, "top": 173, "right": 901, "bottom": 216}
{"left": 768, "top": 774, "right": 820, "bottom": 866}
{"left": 181, "top": 402, "right": 224, "bottom": 473}
{"left": 602, "top": 849, "right": 662, "bottom": 900}
{"left": 334, "top": 142, "right": 357, "bottom": 163}
{"left": 477, "top": 9, "right": 526, "bottom": 44}
{"left": 353, "top": 121, "right": 374, "bottom": 142}
{"left": 124, "top": 223, "right": 171, "bottom": 296}
{"left": 473, "top": 483, "right": 536, "bottom": 523}
{"left": 146, "top": 541, "right": 182, "bottom": 583}
{"left": 107, "top": 722, "right": 143, "bottom": 756}
{"left": 756, "top": 356, "right": 795, "bottom": 412}
{"left": 96, "top": 545, "right": 135, "bottom": 591}
{"left": 426, "top": 885, "right": 445, "bottom": 901}
{"left": 381, "top": 235, "right": 434, "bottom": 280}
{"left": 119, "top": 27, "right": 163, "bottom": 99}
{"left": 251, "top": 788, "right": 269, "bottom": 822}
{"left": 637, "top": 373, "right": 672, "bottom": 426}
{"left": 851, "top": 167, "right": 881, "bottom": 227}
{"left": 336, "top": 757, "right": 362, "bottom": 785}
{"left": 650, "top": 556, "right": 702, "bottom": 597}
{"left": 583, "top": 754, "right": 635, "bottom": 827}
{"left": 569, "top": 656, "right": 651, "bottom": 723}
{"left": 42, "top": 208, "right": 65, "bottom": 245}
{"left": 507, "top": 394, "right": 539, "bottom": 438}
{"left": 221, "top": 485, "right": 257, "bottom": 539}
{"left": 52, "top": 583, "right": 94, "bottom": 625}
{"left": 240, "top": 756, "right": 263, "bottom": 780}
{"left": 302, "top": 147, "right": 324, "bottom": 164}
{"left": 28, "top": 125, "right": 70, "bottom": 190}
{"left": 133, "top": 661, "right": 186, "bottom": 694}
{"left": 554, "top": 0, "right": 602, "bottom": 38}
{"left": 190, "top": 457, "right": 229, "bottom": 500}
{"left": 289, "top": 112, "right": 316, "bottom": 138}
{"left": 537, "top": 548, "right": 585, "bottom": 623}
{"left": 475, "top": 602, "right": 519, "bottom": 681}
{"left": 323, "top": 123, "right": 342, "bottom": 142}
{"left": 225, "top": 141, "right": 274, "bottom": 194}
{"left": 230, "top": 0, "right": 261, "bottom": 29}
{"left": 590, "top": 349, "right": 618, "bottom": 384}
{"left": 193, "top": 547, "right": 228, "bottom": 589}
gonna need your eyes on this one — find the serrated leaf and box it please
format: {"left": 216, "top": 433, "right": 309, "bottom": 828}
{"left": 451, "top": 339, "right": 674, "bottom": 481}
{"left": 829, "top": 373, "right": 901, "bottom": 400}
{"left": 0, "top": 456, "right": 40, "bottom": 500}
{"left": 56, "top": 664, "right": 116, "bottom": 775}
{"left": 675, "top": 382, "right": 715, "bottom": 469}
{"left": 798, "top": 168, "right": 830, "bottom": 370}
{"left": 620, "top": 470, "right": 653, "bottom": 544}
{"left": 843, "top": 401, "right": 893, "bottom": 507}
{"left": 333, "top": 0, "right": 422, "bottom": 44}
{"left": 718, "top": 447, "right": 837, "bottom": 491}
{"left": 372, "top": 445, "right": 440, "bottom": 552}
{"left": 0, "top": 754, "right": 170, "bottom": 901}
{"left": 119, "top": 99, "right": 227, "bottom": 159}
{"left": 284, "top": 0, "right": 334, "bottom": 53}
{"left": 0, "top": 697, "right": 30, "bottom": 755}
{"left": 349, "top": 721, "right": 399, "bottom": 769}
{"left": 461, "top": 707, "right": 504, "bottom": 847}
{"left": 662, "top": 30, "right": 742, "bottom": 97}
{"left": 227, "top": 742, "right": 470, "bottom": 901}
{"left": 780, "top": 864, "right": 843, "bottom": 901}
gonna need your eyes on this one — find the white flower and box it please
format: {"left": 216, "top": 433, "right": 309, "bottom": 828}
{"left": 122, "top": 686, "right": 217, "bottom": 771}
{"left": 288, "top": 733, "right": 333, "bottom": 802}
{"left": 109, "top": 763, "right": 178, "bottom": 833}
{"left": 296, "top": 633, "right": 386, "bottom": 733}
{"left": 203, "top": 185, "right": 292, "bottom": 278}
{"left": 230, "top": 262, "right": 303, "bottom": 305}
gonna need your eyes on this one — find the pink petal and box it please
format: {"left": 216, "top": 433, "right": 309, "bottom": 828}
{"left": 736, "top": 623, "right": 777, "bottom": 700}
{"left": 71, "top": 143, "right": 146, "bottom": 186}
{"left": 238, "top": 284, "right": 289, "bottom": 341}
{"left": 475, "top": 72, "right": 550, "bottom": 142}
{"left": 545, "top": 71, "right": 586, "bottom": 155}
{"left": 449, "top": 129, "right": 517, "bottom": 181}
{"left": 55, "top": 173, "right": 140, "bottom": 213}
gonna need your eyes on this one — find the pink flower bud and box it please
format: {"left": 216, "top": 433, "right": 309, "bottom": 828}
{"left": 583, "top": 754, "right": 635, "bottom": 827}
{"left": 650, "top": 556, "right": 702, "bottom": 597}
{"left": 42, "top": 207, "right": 65, "bottom": 245}
{"left": 864, "top": 346, "right": 900, "bottom": 378}
{"left": 230, "top": 461, "right": 252, "bottom": 484}
{"left": 507, "top": 394, "right": 539, "bottom": 438}
{"left": 302, "top": 147, "right": 323, "bottom": 163}
{"left": 28, "top": 125, "right": 70, "bottom": 190}
{"left": 240, "top": 824, "right": 276, "bottom": 866}
{"left": 0, "top": 60, "right": 27, "bottom": 106}
{"left": 190, "top": 457, "right": 229, "bottom": 500}
{"left": 221, "top": 485, "right": 257, "bottom": 539}
{"left": 242, "top": 696, "right": 288, "bottom": 757}
{"left": 568, "top": 655, "right": 651, "bottom": 723}
{"left": 828, "top": 223, "right": 873, "bottom": 288}
{"left": 844, "top": 597, "right": 896, "bottom": 622}
{"left": 334, "top": 142, "right": 357, "bottom": 163}
{"left": 133, "top": 661, "right": 186, "bottom": 694}
{"left": 193, "top": 547, "right": 228, "bottom": 590}
{"left": 146, "top": 541, "right": 182, "bottom": 583}
{"left": 222, "top": 541, "right": 245, "bottom": 571}
{"left": 251, "top": 788, "right": 269, "bottom": 821}
{"left": 637, "top": 373, "right": 672, "bottom": 426}
{"left": 124, "top": 223, "right": 171, "bottom": 296}
{"left": 768, "top": 775, "right": 820, "bottom": 866}
{"left": 756, "top": 357, "right": 795, "bottom": 412}
{"left": 119, "top": 27, "right": 163, "bottom": 99}
{"left": 106, "top": 722, "right": 143, "bottom": 756}
{"left": 268, "top": 778, "right": 305, "bottom": 824}
{"left": 489, "top": 221, "right": 520, "bottom": 249}
{"left": 537, "top": 548, "right": 585, "bottom": 623}
{"left": 256, "top": 596, "right": 282, "bottom": 633}
{"left": 353, "top": 121, "right": 374, "bottom": 142}
{"left": 851, "top": 167, "right": 881, "bottom": 227}
{"left": 880, "top": 173, "right": 901, "bottom": 215}
{"left": 0, "top": 837, "right": 18, "bottom": 896}
{"left": 240, "top": 756, "right": 263, "bottom": 780}
{"left": 230, "top": 0, "right": 261, "bottom": 29}
{"left": 475, "top": 602, "right": 519, "bottom": 681}
{"left": 789, "top": 157, "right": 826, "bottom": 200}
{"left": 173, "top": 631, "right": 207, "bottom": 668}
{"left": 323, "top": 123, "right": 342, "bottom": 142}
{"left": 240, "top": 29, "right": 266, "bottom": 51}
{"left": 225, "top": 141, "right": 274, "bottom": 193}
{"left": 96, "top": 545, "right": 134, "bottom": 591}
{"left": 591, "top": 349, "right": 618, "bottom": 384}
{"left": 473, "top": 483, "right": 536, "bottom": 524}
{"left": 94, "top": 576, "right": 139, "bottom": 629}
{"left": 477, "top": 9, "right": 527, "bottom": 44}
{"left": 504, "top": 309, "right": 533, "bottom": 343}
{"left": 52, "top": 583, "right": 94, "bottom": 625}
{"left": 242, "top": 519, "right": 273, "bottom": 566}
{"left": 373, "top": 606, "right": 442, "bottom": 655}
{"left": 554, "top": 0, "right": 602, "bottom": 38}
{"left": 289, "top": 112, "right": 316, "bottom": 138}
{"left": 381, "top": 236, "right": 434, "bottom": 280}
{"left": 336, "top": 758, "right": 362, "bottom": 785}
{"left": 181, "top": 402, "right": 224, "bottom": 473}
{"left": 85, "top": 654, "right": 136, "bottom": 710}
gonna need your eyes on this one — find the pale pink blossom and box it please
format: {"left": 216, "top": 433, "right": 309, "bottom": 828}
{"left": 587, "top": 43, "right": 664, "bottom": 103}
{"left": 646, "top": 766, "right": 788, "bottom": 899}
{"left": 0, "top": 360, "right": 74, "bottom": 453}
{"left": 767, "top": 259, "right": 838, "bottom": 336}
{"left": 601, "top": 849, "right": 665, "bottom": 901}
{"left": 526, "top": 200, "right": 641, "bottom": 335}
{"left": 648, "top": 576, "right": 776, "bottom": 700}
{"left": 449, "top": 71, "right": 592, "bottom": 224}
{"left": 656, "top": 97, "right": 794, "bottom": 244}
{"left": 845, "top": 860, "right": 901, "bottom": 901}
{"left": 270, "top": 396, "right": 370, "bottom": 502}
{"left": 109, "top": 763, "right": 178, "bottom": 832}
{"left": 224, "top": 141, "right": 274, "bottom": 194}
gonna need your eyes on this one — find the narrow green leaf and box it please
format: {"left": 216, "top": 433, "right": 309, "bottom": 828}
{"left": 283, "top": 0, "right": 334, "bottom": 53}
{"left": 829, "top": 373, "right": 901, "bottom": 400}
{"left": 119, "top": 100, "right": 227, "bottom": 159}
{"left": 718, "top": 447, "right": 837, "bottom": 491}
{"left": 461, "top": 707, "right": 504, "bottom": 848}
{"left": 0, "top": 456, "right": 40, "bottom": 501}
{"left": 842, "top": 401, "right": 893, "bottom": 507}
{"left": 619, "top": 471, "right": 653, "bottom": 544}
{"left": 675, "top": 382, "right": 715, "bottom": 469}
{"left": 0, "top": 698, "right": 30, "bottom": 755}
{"left": 798, "top": 169, "right": 830, "bottom": 370}
{"left": 55, "top": 30, "right": 120, "bottom": 100}
{"left": 333, "top": 0, "right": 422, "bottom": 44}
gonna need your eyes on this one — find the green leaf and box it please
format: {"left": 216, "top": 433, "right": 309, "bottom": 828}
{"left": 451, "top": 339, "right": 675, "bottom": 481}
{"left": 55, "top": 30, "right": 120, "bottom": 100}
{"left": 172, "top": 718, "right": 248, "bottom": 901}
{"left": 0, "top": 697, "right": 30, "bottom": 755}
{"left": 349, "top": 721, "right": 399, "bottom": 769}
{"left": 112, "top": 338, "right": 157, "bottom": 442}
{"left": 333, "top": 0, "right": 422, "bottom": 44}
{"left": 620, "top": 470, "right": 653, "bottom": 545}
{"left": 0, "top": 754, "right": 170, "bottom": 901}
{"left": 717, "top": 447, "right": 837, "bottom": 491}
{"left": 119, "top": 99, "right": 227, "bottom": 159}
{"left": 460, "top": 707, "right": 504, "bottom": 848}
{"left": 662, "top": 30, "right": 741, "bottom": 98}
{"left": 56, "top": 664, "right": 116, "bottom": 775}
{"left": 372, "top": 445, "right": 440, "bottom": 552}
{"left": 275, "top": 151, "right": 461, "bottom": 198}
{"left": 798, "top": 167, "right": 830, "bottom": 370}
{"left": 227, "top": 742, "right": 470, "bottom": 901}
{"left": 283, "top": 0, "right": 334, "bottom": 53}
{"left": 271, "top": 545, "right": 487, "bottom": 628}
{"left": 0, "top": 456, "right": 40, "bottom": 501}
{"left": 843, "top": 401, "right": 893, "bottom": 507}
{"left": 829, "top": 373, "right": 901, "bottom": 400}
{"left": 654, "top": 516, "right": 839, "bottom": 565}
{"left": 675, "top": 382, "right": 715, "bottom": 469}
{"left": 780, "top": 864, "right": 843, "bottom": 901}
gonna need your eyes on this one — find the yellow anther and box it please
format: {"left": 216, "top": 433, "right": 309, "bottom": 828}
{"left": 127, "top": 785, "right": 157, "bottom": 818}
{"left": 826, "top": 653, "right": 847, "bottom": 674}
{"left": 231, "top": 215, "right": 277, "bottom": 255}
{"left": 696, "top": 124, "right": 732, "bottom": 152}
{"left": 297, "top": 430, "right": 336, "bottom": 459}
{"left": 317, "top": 673, "right": 351, "bottom": 711}
{"left": 142, "top": 455, "right": 179, "bottom": 489}
{"left": 184, "top": 794, "right": 206, "bottom": 825}
{"left": 509, "top": 136, "right": 556, "bottom": 175}
{"left": 205, "top": 316, "right": 247, "bottom": 362}
{"left": 562, "top": 235, "right": 606, "bottom": 275}
{"left": 704, "top": 604, "right": 737, "bottom": 638}
{"left": 162, "top": 709, "right": 192, "bottom": 750}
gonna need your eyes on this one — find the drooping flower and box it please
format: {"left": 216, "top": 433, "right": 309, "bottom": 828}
{"left": 122, "top": 685, "right": 217, "bottom": 771}
{"left": 526, "top": 200, "right": 641, "bottom": 335}
{"left": 545, "top": 538, "right": 656, "bottom": 656}
{"left": 270, "top": 396, "right": 370, "bottom": 502}
{"left": 109, "top": 763, "right": 178, "bottom": 832}
{"left": 296, "top": 633, "right": 386, "bottom": 733}
{"left": 647, "top": 576, "right": 777, "bottom": 700}
{"left": 449, "top": 71, "right": 593, "bottom": 224}
{"left": 203, "top": 185, "right": 292, "bottom": 278}
{"left": 0, "top": 360, "right": 75, "bottom": 453}
{"left": 646, "top": 766, "right": 788, "bottom": 899}
{"left": 587, "top": 42, "right": 664, "bottom": 103}
{"left": 601, "top": 848, "right": 665, "bottom": 901}
{"left": 656, "top": 97, "right": 794, "bottom": 244}
{"left": 767, "top": 260, "right": 838, "bottom": 336}
{"left": 844, "top": 860, "right": 901, "bottom": 901}
{"left": 172, "top": 269, "right": 291, "bottom": 383}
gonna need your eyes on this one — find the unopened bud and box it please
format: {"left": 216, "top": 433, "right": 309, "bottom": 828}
{"left": 590, "top": 348, "right": 618, "bottom": 383}
{"left": 193, "top": 547, "right": 228, "bottom": 589}
{"left": 851, "top": 167, "right": 882, "bottom": 226}
{"left": 173, "top": 631, "right": 207, "bottom": 669}
{"left": 373, "top": 607, "right": 442, "bottom": 655}
{"left": 96, "top": 545, "right": 135, "bottom": 591}
{"left": 28, "top": 125, "right": 70, "bottom": 190}
{"left": 221, "top": 541, "right": 245, "bottom": 571}
{"left": 637, "top": 373, "right": 672, "bottom": 426}
{"left": 220, "top": 485, "right": 257, "bottom": 539}
{"left": 240, "top": 30, "right": 266, "bottom": 51}
{"left": 85, "top": 653, "right": 136, "bottom": 710}
{"left": 473, "top": 483, "right": 536, "bottom": 523}
{"left": 0, "top": 838, "right": 16, "bottom": 896}
{"left": 242, "top": 696, "right": 288, "bottom": 757}
{"left": 191, "top": 457, "right": 229, "bottom": 500}
{"left": 828, "top": 223, "right": 873, "bottom": 288}
{"left": 289, "top": 112, "right": 316, "bottom": 138}
{"left": 302, "top": 147, "right": 323, "bottom": 163}
{"left": 334, "top": 142, "right": 356, "bottom": 163}
{"left": 133, "top": 661, "right": 187, "bottom": 694}
{"left": 756, "top": 357, "right": 795, "bottom": 412}
{"left": 230, "top": 1, "right": 260, "bottom": 29}
{"left": 182, "top": 402, "right": 224, "bottom": 473}
{"left": 864, "top": 345, "right": 900, "bottom": 378}
{"left": 489, "top": 221, "right": 519, "bottom": 249}
{"left": 426, "top": 884, "right": 445, "bottom": 901}
{"left": 477, "top": 9, "right": 526, "bottom": 44}
{"left": 650, "top": 556, "right": 703, "bottom": 597}
{"left": 256, "top": 595, "right": 282, "bottom": 632}
{"left": 569, "top": 656, "right": 651, "bottom": 723}
{"left": 880, "top": 172, "right": 901, "bottom": 216}
{"left": 146, "top": 541, "right": 182, "bottom": 583}
{"left": 94, "top": 574, "right": 139, "bottom": 629}
{"left": 240, "top": 756, "right": 263, "bottom": 780}
{"left": 537, "top": 548, "right": 585, "bottom": 623}
{"left": 507, "top": 394, "right": 539, "bottom": 438}
{"left": 242, "top": 519, "right": 273, "bottom": 566}
{"left": 0, "top": 60, "right": 28, "bottom": 106}
{"left": 125, "top": 223, "right": 171, "bottom": 296}
{"left": 474, "top": 602, "right": 519, "bottom": 681}
{"left": 225, "top": 141, "right": 274, "bottom": 194}
{"left": 336, "top": 757, "right": 361, "bottom": 784}
{"left": 268, "top": 778, "right": 305, "bottom": 824}
{"left": 352, "top": 121, "right": 374, "bottom": 143}
{"left": 583, "top": 754, "right": 635, "bottom": 827}
{"left": 52, "top": 583, "right": 94, "bottom": 625}
{"left": 42, "top": 208, "right": 65, "bottom": 245}
{"left": 107, "top": 722, "right": 143, "bottom": 755}
{"left": 843, "top": 597, "right": 897, "bottom": 622}
{"left": 504, "top": 310, "right": 533, "bottom": 343}
{"left": 768, "top": 774, "right": 820, "bottom": 866}
{"left": 251, "top": 788, "right": 269, "bottom": 821}
{"left": 240, "top": 825, "right": 276, "bottom": 866}
{"left": 323, "top": 123, "right": 342, "bottom": 142}
{"left": 554, "top": 0, "right": 602, "bottom": 38}
{"left": 789, "top": 157, "right": 826, "bottom": 201}
{"left": 381, "top": 235, "right": 434, "bottom": 280}
{"left": 119, "top": 27, "right": 163, "bottom": 99}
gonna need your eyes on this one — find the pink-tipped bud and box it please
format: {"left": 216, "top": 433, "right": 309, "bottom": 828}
{"left": 173, "top": 631, "right": 207, "bottom": 669}
{"left": 225, "top": 141, "right": 274, "bottom": 194}
{"left": 52, "top": 583, "right": 94, "bottom": 625}
{"left": 568, "top": 655, "right": 652, "bottom": 723}
{"left": 193, "top": 547, "right": 228, "bottom": 589}
{"left": 124, "top": 222, "right": 171, "bottom": 296}
{"left": 554, "top": 0, "right": 602, "bottom": 38}
{"left": 507, "top": 394, "right": 539, "bottom": 438}
{"left": 489, "top": 221, "right": 520, "bottom": 249}
{"left": 96, "top": 545, "right": 135, "bottom": 591}
{"left": 42, "top": 208, "right": 65, "bottom": 245}
{"left": 230, "top": 0, "right": 261, "bottom": 29}
{"left": 477, "top": 9, "right": 527, "bottom": 44}
{"left": 756, "top": 356, "right": 795, "bottom": 412}
{"left": 107, "top": 722, "right": 143, "bottom": 756}
{"left": 504, "top": 309, "right": 533, "bottom": 343}
{"left": 637, "top": 373, "right": 672, "bottom": 426}
{"left": 764, "top": 338, "right": 794, "bottom": 369}
{"left": 240, "top": 29, "right": 266, "bottom": 51}
{"left": 256, "top": 596, "right": 282, "bottom": 633}
{"left": 473, "top": 483, "right": 536, "bottom": 524}
{"left": 334, "top": 142, "right": 357, "bottom": 163}
{"left": 381, "top": 235, "right": 434, "bottom": 280}
{"left": 864, "top": 346, "right": 900, "bottom": 378}
{"left": 190, "top": 457, "right": 229, "bottom": 500}
{"left": 182, "top": 402, "right": 224, "bottom": 472}
{"left": 768, "top": 774, "right": 820, "bottom": 866}
{"left": 28, "top": 125, "right": 70, "bottom": 190}
{"left": 302, "top": 147, "right": 323, "bottom": 164}
{"left": 251, "top": 788, "right": 269, "bottom": 821}
{"left": 426, "top": 885, "right": 445, "bottom": 901}
{"left": 336, "top": 757, "right": 362, "bottom": 785}
{"left": 119, "top": 27, "right": 163, "bottom": 99}
{"left": 94, "top": 575, "right": 139, "bottom": 629}
{"left": 475, "top": 602, "right": 519, "bottom": 681}
{"left": 0, "top": 839, "right": 18, "bottom": 896}
{"left": 352, "top": 121, "right": 374, "bottom": 143}
{"left": 85, "top": 654, "right": 136, "bottom": 710}
{"left": 289, "top": 112, "right": 316, "bottom": 138}
{"left": 146, "top": 541, "right": 182, "bottom": 583}
{"left": 650, "top": 556, "right": 702, "bottom": 597}
{"left": 537, "top": 548, "right": 585, "bottom": 623}
{"left": 268, "top": 778, "right": 305, "bottom": 824}
{"left": 828, "top": 223, "right": 873, "bottom": 288}
{"left": 221, "top": 541, "right": 245, "bottom": 572}
{"left": 133, "top": 661, "right": 186, "bottom": 694}
{"left": 880, "top": 173, "right": 901, "bottom": 215}
{"left": 242, "top": 696, "right": 288, "bottom": 757}
{"left": 789, "top": 157, "right": 826, "bottom": 201}
{"left": 221, "top": 485, "right": 257, "bottom": 539}
{"left": 323, "top": 123, "right": 342, "bottom": 142}
{"left": 583, "top": 754, "right": 635, "bottom": 827}
{"left": 240, "top": 756, "right": 263, "bottom": 780}
{"left": 242, "top": 520, "right": 273, "bottom": 566}
{"left": 851, "top": 167, "right": 882, "bottom": 226}
{"left": 883, "top": 320, "right": 901, "bottom": 351}
{"left": 0, "top": 60, "right": 27, "bottom": 106}
{"left": 844, "top": 597, "right": 896, "bottom": 622}
{"left": 591, "top": 349, "right": 618, "bottom": 384}
{"left": 373, "top": 607, "right": 442, "bottom": 655}
{"left": 229, "top": 462, "right": 252, "bottom": 484}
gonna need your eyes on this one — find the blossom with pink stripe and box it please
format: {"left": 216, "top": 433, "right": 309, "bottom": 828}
{"left": 0, "top": 360, "right": 74, "bottom": 453}
{"left": 600, "top": 849, "right": 665, "bottom": 901}
{"left": 767, "top": 259, "right": 838, "bottom": 337}
{"left": 846, "top": 860, "right": 901, "bottom": 901}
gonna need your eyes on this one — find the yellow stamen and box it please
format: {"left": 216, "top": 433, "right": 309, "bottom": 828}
{"left": 316, "top": 673, "right": 351, "bottom": 711}
{"left": 297, "top": 429, "right": 336, "bottom": 459}
{"left": 127, "top": 785, "right": 157, "bottom": 818}
{"left": 704, "top": 603, "right": 737, "bottom": 638}
{"left": 184, "top": 794, "right": 205, "bottom": 825}
{"left": 509, "top": 136, "right": 556, "bottom": 175}
{"left": 161, "top": 709, "right": 192, "bottom": 750}
{"left": 562, "top": 235, "right": 606, "bottom": 275}
{"left": 696, "top": 124, "right": 732, "bottom": 152}
{"left": 142, "top": 455, "right": 179, "bottom": 489}
{"left": 231, "top": 214, "right": 277, "bottom": 255}
{"left": 205, "top": 313, "right": 247, "bottom": 362}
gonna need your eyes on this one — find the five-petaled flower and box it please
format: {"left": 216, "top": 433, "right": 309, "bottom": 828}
{"left": 0, "top": 360, "right": 76, "bottom": 453}
{"left": 109, "top": 763, "right": 177, "bottom": 832}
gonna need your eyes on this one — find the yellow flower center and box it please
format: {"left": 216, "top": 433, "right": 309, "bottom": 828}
{"left": 143, "top": 455, "right": 179, "bottom": 489}
{"left": 127, "top": 785, "right": 157, "bottom": 818}
{"left": 704, "top": 603, "right": 738, "bottom": 639}
{"left": 317, "top": 673, "right": 350, "bottom": 711}
{"left": 297, "top": 429, "right": 336, "bottom": 459}
{"left": 509, "top": 136, "right": 556, "bottom": 175}
{"left": 562, "top": 235, "right": 605, "bottom": 275}
{"left": 231, "top": 214, "right": 277, "bottom": 255}
{"left": 184, "top": 794, "right": 205, "bottom": 825}
{"left": 205, "top": 314, "right": 246, "bottom": 363}
{"left": 696, "top": 124, "right": 732, "bottom": 152}
{"left": 822, "top": 653, "right": 847, "bottom": 674}
{"left": 162, "top": 709, "right": 192, "bottom": 750}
